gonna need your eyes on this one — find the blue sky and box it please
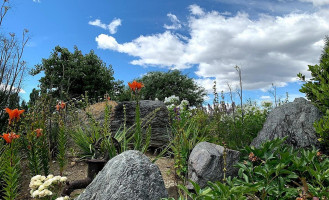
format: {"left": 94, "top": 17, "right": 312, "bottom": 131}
{"left": 3, "top": 0, "right": 329, "bottom": 105}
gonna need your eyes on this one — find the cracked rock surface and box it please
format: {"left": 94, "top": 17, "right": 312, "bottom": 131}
{"left": 187, "top": 142, "right": 240, "bottom": 189}
{"left": 76, "top": 150, "right": 168, "bottom": 200}
{"left": 251, "top": 97, "right": 322, "bottom": 148}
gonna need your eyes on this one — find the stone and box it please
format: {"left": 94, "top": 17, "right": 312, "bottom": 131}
{"left": 187, "top": 142, "right": 241, "bottom": 189}
{"left": 251, "top": 97, "right": 322, "bottom": 148}
{"left": 76, "top": 150, "right": 168, "bottom": 200}
{"left": 111, "top": 100, "right": 171, "bottom": 148}
{"left": 78, "top": 100, "right": 171, "bottom": 148}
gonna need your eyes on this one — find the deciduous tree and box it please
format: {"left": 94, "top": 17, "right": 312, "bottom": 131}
{"left": 137, "top": 70, "right": 206, "bottom": 107}
{"left": 30, "top": 46, "right": 122, "bottom": 101}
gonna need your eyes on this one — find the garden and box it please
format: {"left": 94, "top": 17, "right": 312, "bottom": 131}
{"left": 1, "top": 0, "right": 329, "bottom": 199}
{"left": 1, "top": 67, "right": 329, "bottom": 199}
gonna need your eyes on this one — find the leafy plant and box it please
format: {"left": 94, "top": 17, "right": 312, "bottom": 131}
{"left": 164, "top": 137, "right": 329, "bottom": 200}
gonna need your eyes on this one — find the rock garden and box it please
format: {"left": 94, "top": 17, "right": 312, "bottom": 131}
{"left": 1, "top": 78, "right": 329, "bottom": 200}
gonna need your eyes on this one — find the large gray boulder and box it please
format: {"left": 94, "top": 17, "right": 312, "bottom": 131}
{"left": 78, "top": 100, "right": 171, "bottom": 148}
{"left": 76, "top": 150, "right": 168, "bottom": 200}
{"left": 251, "top": 97, "right": 322, "bottom": 148}
{"left": 111, "top": 100, "right": 171, "bottom": 148}
{"left": 187, "top": 142, "right": 241, "bottom": 189}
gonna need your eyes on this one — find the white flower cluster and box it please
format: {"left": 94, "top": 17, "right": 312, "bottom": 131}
{"left": 29, "top": 174, "right": 68, "bottom": 199}
{"left": 164, "top": 95, "right": 190, "bottom": 112}
{"left": 180, "top": 99, "right": 189, "bottom": 107}
{"left": 164, "top": 95, "right": 180, "bottom": 105}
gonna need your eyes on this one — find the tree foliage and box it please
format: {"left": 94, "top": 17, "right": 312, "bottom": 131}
{"left": 298, "top": 36, "right": 329, "bottom": 113}
{"left": 136, "top": 70, "right": 206, "bottom": 107}
{"left": 298, "top": 35, "right": 329, "bottom": 150}
{"left": 30, "top": 46, "right": 122, "bottom": 101}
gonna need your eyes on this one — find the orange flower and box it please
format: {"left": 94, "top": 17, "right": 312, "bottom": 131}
{"left": 5, "top": 108, "right": 24, "bottom": 124}
{"left": 55, "top": 101, "right": 66, "bottom": 111}
{"left": 60, "top": 101, "right": 66, "bottom": 109}
{"left": 34, "top": 128, "right": 43, "bottom": 138}
{"left": 248, "top": 152, "right": 258, "bottom": 162}
{"left": 128, "top": 80, "right": 144, "bottom": 92}
{"left": 0, "top": 132, "right": 20, "bottom": 144}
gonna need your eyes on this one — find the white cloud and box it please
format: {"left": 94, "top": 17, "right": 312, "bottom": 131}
{"left": 164, "top": 14, "right": 182, "bottom": 30}
{"left": 299, "top": 0, "right": 329, "bottom": 6}
{"left": 260, "top": 95, "right": 271, "bottom": 99}
{"left": 89, "top": 18, "right": 122, "bottom": 34}
{"left": 189, "top": 4, "right": 205, "bottom": 16}
{"left": 33, "top": 0, "right": 41, "bottom": 2}
{"left": 0, "top": 84, "right": 25, "bottom": 94}
{"left": 108, "top": 18, "right": 122, "bottom": 34}
{"left": 89, "top": 19, "right": 107, "bottom": 29}
{"left": 96, "top": 31, "right": 187, "bottom": 68}
{"left": 95, "top": 5, "right": 329, "bottom": 92}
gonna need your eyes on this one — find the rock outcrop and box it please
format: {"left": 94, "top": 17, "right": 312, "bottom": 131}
{"left": 78, "top": 100, "right": 171, "bottom": 148}
{"left": 111, "top": 100, "right": 171, "bottom": 148}
{"left": 187, "top": 142, "right": 241, "bottom": 189}
{"left": 76, "top": 150, "right": 168, "bottom": 200}
{"left": 251, "top": 97, "right": 322, "bottom": 148}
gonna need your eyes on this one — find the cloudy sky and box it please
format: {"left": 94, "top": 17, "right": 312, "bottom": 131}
{"left": 4, "top": 0, "right": 329, "bottom": 104}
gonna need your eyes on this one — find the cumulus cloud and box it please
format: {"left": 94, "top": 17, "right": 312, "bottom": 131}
{"left": 299, "top": 0, "right": 329, "bottom": 6}
{"left": 164, "top": 13, "right": 182, "bottom": 30}
{"left": 0, "top": 84, "right": 26, "bottom": 94}
{"left": 95, "top": 5, "right": 329, "bottom": 92}
{"left": 89, "top": 18, "right": 122, "bottom": 34}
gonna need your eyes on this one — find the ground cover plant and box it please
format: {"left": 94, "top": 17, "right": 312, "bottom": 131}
{"left": 163, "top": 137, "right": 329, "bottom": 200}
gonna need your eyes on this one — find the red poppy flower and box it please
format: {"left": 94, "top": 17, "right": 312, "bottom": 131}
{"left": 5, "top": 108, "right": 24, "bottom": 124}
{"left": 128, "top": 80, "right": 144, "bottom": 92}
{"left": 34, "top": 128, "right": 43, "bottom": 138}
{"left": 0, "top": 132, "right": 20, "bottom": 144}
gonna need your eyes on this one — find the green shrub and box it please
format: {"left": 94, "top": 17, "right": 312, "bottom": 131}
{"left": 298, "top": 37, "right": 329, "bottom": 151}
{"left": 164, "top": 137, "right": 329, "bottom": 200}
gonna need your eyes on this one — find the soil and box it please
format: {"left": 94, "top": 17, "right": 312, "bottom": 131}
{"left": 17, "top": 151, "right": 177, "bottom": 200}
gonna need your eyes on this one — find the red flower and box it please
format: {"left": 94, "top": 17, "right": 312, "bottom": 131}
{"left": 128, "top": 80, "right": 144, "bottom": 92}
{"left": 34, "top": 128, "right": 43, "bottom": 138}
{"left": 0, "top": 132, "right": 20, "bottom": 143}
{"left": 5, "top": 108, "right": 24, "bottom": 124}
